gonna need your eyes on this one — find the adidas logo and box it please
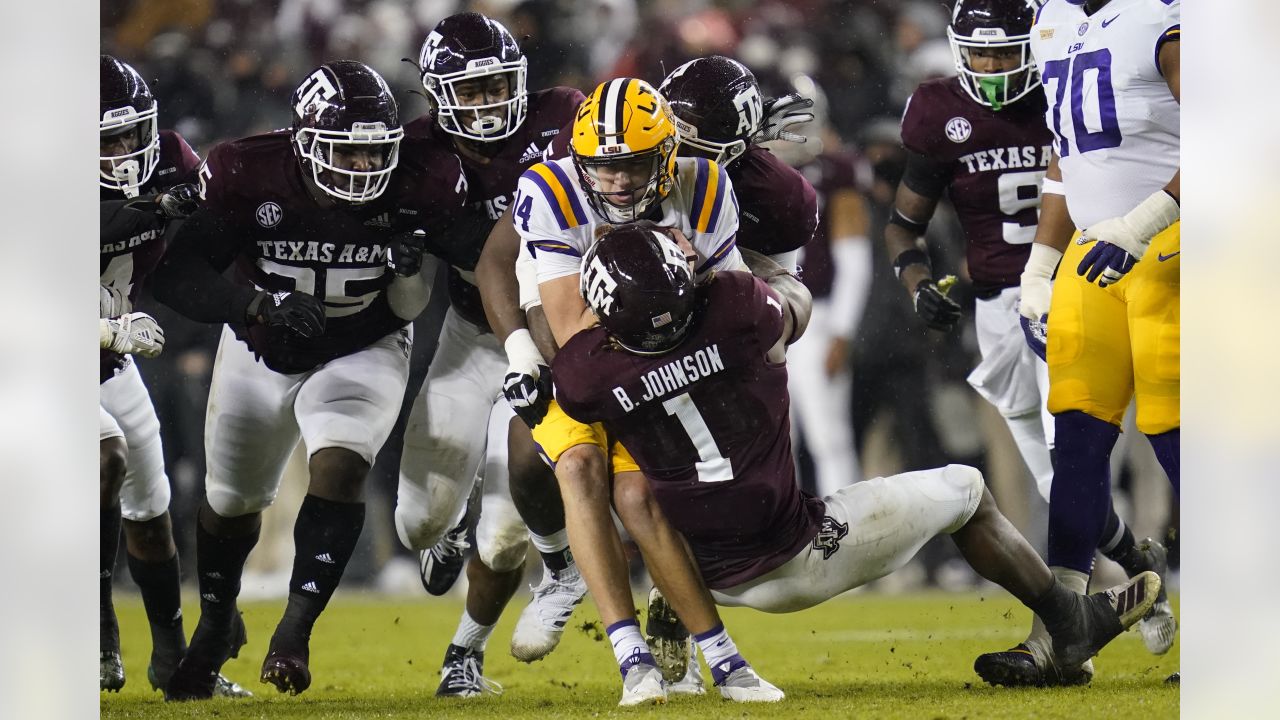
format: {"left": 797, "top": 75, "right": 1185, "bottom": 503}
{"left": 205, "top": 571, "right": 223, "bottom": 580}
{"left": 172, "top": 609, "right": 183, "bottom": 621}
{"left": 315, "top": 553, "right": 335, "bottom": 564}
{"left": 518, "top": 142, "right": 544, "bottom": 164}
{"left": 364, "top": 211, "right": 392, "bottom": 228}
{"left": 100, "top": 569, "right": 111, "bottom": 579}
{"left": 302, "top": 581, "right": 319, "bottom": 593}
{"left": 201, "top": 592, "right": 219, "bottom": 603}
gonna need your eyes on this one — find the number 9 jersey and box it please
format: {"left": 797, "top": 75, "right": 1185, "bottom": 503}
{"left": 1031, "top": 0, "right": 1180, "bottom": 229}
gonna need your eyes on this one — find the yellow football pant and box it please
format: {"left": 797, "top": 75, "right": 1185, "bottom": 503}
{"left": 531, "top": 399, "right": 640, "bottom": 474}
{"left": 1047, "top": 222, "right": 1180, "bottom": 434}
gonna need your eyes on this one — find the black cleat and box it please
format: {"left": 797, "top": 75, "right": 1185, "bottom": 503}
{"left": 164, "top": 607, "right": 249, "bottom": 701}
{"left": 100, "top": 651, "right": 125, "bottom": 692}
{"left": 420, "top": 487, "right": 480, "bottom": 597}
{"left": 164, "top": 660, "right": 218, "bottom": 701}
{"left": 974, "top": 644, "right": 1042, "bottom": 687}
{"left": 436, "top": 644, "right": 502, "bottom": 698}
{"left": 260, "top": 630, "right": 312, "bottom": 696}
{"left": 644, "top": 586, "right": 690, "bottom": 684}
{"left": 1053, "top": 571, "right": 1160, "bottom": 671}
{"left": 1165, "top": 672, "right": 1180, "bottom": 684}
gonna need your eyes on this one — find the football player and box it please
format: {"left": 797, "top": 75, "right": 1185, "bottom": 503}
{"left": 505, "top": 78, "right": 783, "bottom": 705}
{"left": 98, "top": 55, "right": 250, "bottom": 698}
{"left": 883, "top": 0, "right": 1176, "bottom": 685}
{"left": 994, "top": 0, "right": 1182, "bottom": 686}
{"left": 151, "top": 60, "right": 467, "bottom": 699}
{"left": 555, "top": 225, "right": 1161, "bottom": 685}
{"left": 392, "top": 12, "right": 588, "bottom": 697}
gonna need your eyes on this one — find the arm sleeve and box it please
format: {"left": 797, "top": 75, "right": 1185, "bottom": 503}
{"left": 150, "top": 208, "right": 259, "bottom": 323}
{"left": 899, "top": 150, "right": 952, "bottom": 201}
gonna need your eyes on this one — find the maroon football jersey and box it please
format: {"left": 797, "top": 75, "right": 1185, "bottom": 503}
{"left": 900, "top": 77, "right": 1052, "bottom": 291}
{"left": 794, "top": 151, "right": 870, "bottom": 299}
{"left": 198, "top": 131, "right": 467, "bottom": 373}
{"left": 405, "top": 87, "right": 584, "bottom": 327}
{"left": 555, "top": 272, "right": 826, "bottom": 589}
{"left": 101, "top": 130, "right": 201, "bottom": 380}
{"left": 729, "top": 145, "right": 818, "bottom": 258}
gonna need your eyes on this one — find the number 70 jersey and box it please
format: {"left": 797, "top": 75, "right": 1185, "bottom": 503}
{"left": 1031, "top": 0, "right": 1180, "bottom": 229}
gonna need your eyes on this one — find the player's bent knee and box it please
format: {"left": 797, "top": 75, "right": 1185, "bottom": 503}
{"left": 480, "top": 535, "right": 528, "bottom": 574}
{"left": 554, "top": 444, "right": 607, "bottom": 493}
{"left": 394, "top": 503, "right": 453, "bottom": 552}
{"left": 938, "top": 464, "right": 985, "bottom": 533}
{"left": 206, "top": 482, "right": 277, "bottom": 518}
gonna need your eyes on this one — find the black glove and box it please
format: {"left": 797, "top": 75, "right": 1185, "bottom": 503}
{"left": 249, "top": 290, "right": 326, "bottom": 338}
{"left": 912, "top": 280, "right": 962, "bottom": 332}
{"left": 156, "top": 183, "right": 202, "bottom": 219}
{"left": 388, "top": 229, "right": 427, "bottom": 277}
{"left": 503, "top": 365, "right": 554, "bottom": 429}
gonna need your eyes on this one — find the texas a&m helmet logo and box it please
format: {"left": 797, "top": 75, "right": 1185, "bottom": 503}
{"left": 294, "top": 69, "right": 339, "bottom": 120}
{"left": 581, "top": 255, "right": 619, "bottom": 316}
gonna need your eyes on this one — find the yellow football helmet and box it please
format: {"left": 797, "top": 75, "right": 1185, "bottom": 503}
{"left": 571, "top": 78, "right": 679, "bottom": 224}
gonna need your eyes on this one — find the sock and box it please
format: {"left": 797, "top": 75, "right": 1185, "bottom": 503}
{"left": 1147, "top": 428, "right": 1180, "bottom": 496}
{"left": 126, "top": 552, "right": 187, "bottom": 673}
{"left": 1026, "top": 578, "right": 1079, "bottom": 635}
{"left": 451, "top": 609, "right": 496, "bottom": 652}
{"left": 1096, "top": 506, "right": 1146, "bottom": 576}
{"left": 530, "top": 529, "right": 572, "bottom": 573}
{"left": 187, "top": 517, "right": 260, "bottom": 668}
{"left": 276, "top": 495, "right": 365, "bottom": 644}
{"left": 606, "top": 619, "right": 653, "bottom": 677}
{"left": 101, "top": 506, "right": 122, "bottom": 655}
{"left": 694, "top": 623, "right": 747, "bottom": 685}
{"left": 1046, "top": 411, "right": 1119, "bottom": 573}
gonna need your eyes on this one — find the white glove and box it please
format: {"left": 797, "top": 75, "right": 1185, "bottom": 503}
{"left": 752, "top": 93, "right": 815, "bottom": 145}
{"left": 1078, "top": 190, "right": 1180, "bottom": 262}
{"left": 101, "top": 312, "right": 166, "bottom": 357}
{"left": 1019, "top": 243, "right": 1064, "bottom": 320}
{"left": 100, "top": 285, "right": 131, "bottom": 318}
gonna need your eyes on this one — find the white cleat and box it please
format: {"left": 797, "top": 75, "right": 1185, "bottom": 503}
{"left": 510, "top": 565, "right": 587, "bottom": 662}
{"left": 1139, "top": 598, "right": 1178, "bottom": 655}
{"left": 715, "top": 664, "right": 784, "bottom": 703}
{"left": 618, "top": 663, "right": 667, "bottom": 707}
{"left": 666, "top": 652, "right": 706, "bottom": 696}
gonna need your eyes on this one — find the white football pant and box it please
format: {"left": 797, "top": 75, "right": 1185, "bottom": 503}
{"left": 203, "top": 324, "right": 411, "bottom": 518}
{"left": 100, "top": 360, "right": 170, "bottom": 521}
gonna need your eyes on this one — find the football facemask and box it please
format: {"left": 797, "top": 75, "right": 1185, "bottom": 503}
{"left": 99, "top": 103, "right": 160, "bottom": 198}
{"left": 294, "top": 123, "right": 403, "bottom": 203}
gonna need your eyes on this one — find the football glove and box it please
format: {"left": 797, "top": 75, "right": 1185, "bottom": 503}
{"left": 250, "top": 290, "right": 326, "bottom": 338}
{"left": 388, "top": 229, "right": 427, "bottom": 277}
{"left": 156, "top": 182, "right": 202, "bottom": 219}
{"left": 100, "top": 285, "right": 131, "bottom": 318}
{"left": 1019, "top": 243, "right": 1063, "bottom": 320}
{"left": 101, "top": 312, "right": 165, "bottom": 358}
{"left": 912, "top": 280, "right": 962, "bottom": 331}
{"left": 502, "top": 329, "right": 553, "bottom": 429}
{"left": 1020, "top": 314, "right": 1048, "bottom": 362}
{"left": 752, "top": 93, "right": 815, "bottom": 145}
{"left": 1075, "top": 190, "right": 1179, "bottom": 287}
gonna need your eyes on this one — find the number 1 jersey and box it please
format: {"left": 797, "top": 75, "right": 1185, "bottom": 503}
{"left": 1032, "top": 0, "right": 1180, "bottom": 228}
{"left": 553, "top": 272, "right": 825, "bottom": 589}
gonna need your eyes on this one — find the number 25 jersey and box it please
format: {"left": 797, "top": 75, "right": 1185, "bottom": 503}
{"left": 1031, "top": 0, "right": 1180, "bottom": 229}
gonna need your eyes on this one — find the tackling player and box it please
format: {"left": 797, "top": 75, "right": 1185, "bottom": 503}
{"left": 392, "top": 12, "right": 588, "bottom": 697}
{"left": 987, "top": 0, "right": 1182, "bottom": 686}
{"left": 555, "top": 225, "right": 1161, "bottom": 684}
{"left": 98, "top": 55, "right": 250, "bottom": 699}
{"left": 508, "top": 77, "right": 783, "bottom": 705}
{"left": 151, "top": 60, "right": 467, "bottom": 699}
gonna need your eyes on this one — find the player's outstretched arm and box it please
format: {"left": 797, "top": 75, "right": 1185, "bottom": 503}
{"left": 151, "top": 209, "right": 261, "bottom": 323}
{"left": 885, "top": 154, "right": 962, "bottom": 332}
{"left": 741, "top": 247, "right": 812, "bottom": 346}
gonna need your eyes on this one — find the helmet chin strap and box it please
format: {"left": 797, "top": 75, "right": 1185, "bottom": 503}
{"left": 114, "top": 160, "right": 142, "bottom": 198}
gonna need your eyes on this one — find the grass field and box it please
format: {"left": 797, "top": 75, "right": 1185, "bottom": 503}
{"left": 101, "top": 590, "right": 1179, "bottom": 719}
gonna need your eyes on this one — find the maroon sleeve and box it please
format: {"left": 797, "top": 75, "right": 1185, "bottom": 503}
{"left": 711, "top": 271, "right": 785, "bottom": 355}
{"left": 196, "top": 141, "right": 244, "bottom": 223}
{"left": 402, "top": 140, "right": 469, "bottom": 232}
{"left": 550, "top": 328, "right": 610, "bottom": 423}
{"left": 899, "top": 84, "right": 941, "bottom": 157}
{"left": 544, "top": 86, "right": 586, "bottom": 161}
{"left": 733, "top": 149, "right": 819, "bottom": 256}
{"left": 163, "top": 130, "right": 202, "bottom": 182}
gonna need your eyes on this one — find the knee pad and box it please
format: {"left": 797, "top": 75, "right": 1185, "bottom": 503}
{"left": 206, "top": 479, "right": 276, "bottom": 519}
{"left": 477, "top": 499, "right": 530, "bottom": 573}
{"left": 394, "top": 502, "right": 454, "bottom": 552}
{"left": 940, "top": 464, "right": 984, "bottom": 532}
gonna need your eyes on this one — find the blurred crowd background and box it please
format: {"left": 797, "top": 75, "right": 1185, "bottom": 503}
{"left": 103, "top": 0, "right": 1176, "bottom": 598}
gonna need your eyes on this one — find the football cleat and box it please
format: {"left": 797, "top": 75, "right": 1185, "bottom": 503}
{"left": 666, "top": 650, "right": 706, "bottom": 696}
{"left": 436, "top": 644, "right": 503, "bottom": 698}
{"left": 260, "top": 630, "right": 312, "bottom": 696}
{"left": 618, "top": 661, "right": 667, "bottom": 707}
{"left": 1134, "top": 538, "right": 1178, "bottom": 655}
{"left": 711, "top": 657, "right": 785, "bottom": 703}
{"left": 419, "top": 523, "right": 471, "bottom": 596}
{"left": 100, "top": 651, "right": 125, "bottom": 692}
{"left": 164, "top": 663, "right": 218, "bottom": 702}
{"left": 644, "top": 586, "right": 691, "bottom": 683}
{"left": 1053, "top": 571, "right": 1160, "bottom": 671}
{"left": 149, "top": 663, "right": 253, "bottom": 698}
{"left": 510, "top": 565, "right": 587, "bottom": 662}
{"left": 973, "top": 643, "right": 1093, "bottom": 688}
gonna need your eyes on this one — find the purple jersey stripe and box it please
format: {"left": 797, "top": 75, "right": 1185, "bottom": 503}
{"left": 523, "top": 169, "right": 570, "bottom": 230}
{"left": 690, "top": 157, "right": 710, "bottom": 228}
{"left": 706, "top": 163, "right": 727, "bottom": 234}
{"left": 695, "top": 232, "right": 737, "bottom": 274}
{"left": 528, "top": 240, "right": 582, "bottom": 258}
{"left": 545, "top": 161, "right": 587, "bottom": 226}
{"left": 1155, "top": 25, "right": 1180, "bottom": 76}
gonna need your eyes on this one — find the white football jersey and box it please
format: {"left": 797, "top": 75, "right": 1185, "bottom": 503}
{"left": 512, "top": 155, "right": 744, "bottom": 283}
{"left": 1031, "top": 0, "right": 1179, "bottom": 228}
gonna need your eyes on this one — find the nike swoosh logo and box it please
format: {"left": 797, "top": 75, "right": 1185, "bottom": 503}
{"left": 1101, "top": 15, "right": 1120, "bottom": 28}
{"left": 1157, "top": 251, "right": 1180, "bottom": 262}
